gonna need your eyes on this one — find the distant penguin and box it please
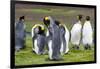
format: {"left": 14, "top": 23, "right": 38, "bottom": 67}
{"left": 82, "top": 16, "right": 93, "bottom": 50}
{"left": 15, "top": 16, "right": 26, "bottom": 51}
{"left": 71, "top": 15, "right": 83, "bottom": 49}
{"left": 31, "top": 24, "right": 46, "bottom": 55}
{"left": 43, "top": 16, "right": 62, "bottom": 60}
{"left": 55, "top": 21, "right": 70, "bottom": 55}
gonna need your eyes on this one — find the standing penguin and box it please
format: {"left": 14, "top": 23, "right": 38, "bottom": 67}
{"left": 43, "top": 16, "right": 62, "bottom": 60}
{"left": 60, "top": 24, "right": 70, "bottom": 55}
{"left": 82, "top": 16, "right": 93, "bottom": 50}
{"left": 31, "top": 24, "right": 46, "bottom": 55}
{"left": 55, "top": 21, "right": 70, "bottom": 55}
{"left": 71, "top": 15, "right": 83, "bottom": 50}
{"left": 15, "top": 16, "right": 26, "bottom": 51}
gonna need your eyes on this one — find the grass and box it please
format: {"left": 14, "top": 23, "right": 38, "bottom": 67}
{"left": 15, "top": 35, "right": 94, "bottom": 66}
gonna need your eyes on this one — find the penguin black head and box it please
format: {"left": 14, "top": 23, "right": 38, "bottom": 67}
{"left": 86, "top": 16, "right": 90, "bottom": 21}
{"left": 43, "top": 16, "right": 50, "bottom": 27}
{"left": 19, "top": 16, "right": 25, "bottom": 21}
{"left": 37, "top": 26, "right": 45, "bottom": 35}
{"left": 77, "top": 15, "right": 83, "bottom": 21}
{"left": 55, "top": 20, "right": 60, "bottom": 26}
{"left": 55, "top": 20, "right": 65, "bottom": 29}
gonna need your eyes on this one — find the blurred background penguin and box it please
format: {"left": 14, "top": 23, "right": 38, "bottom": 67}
{"left": 71, "top": 15, "right": 83, "bottom": 50}
{"left": 15, "top": 16, "right": 26, "bottom": 52}
{"left": 82, "top": 16, "right": 93, "bottom": 50}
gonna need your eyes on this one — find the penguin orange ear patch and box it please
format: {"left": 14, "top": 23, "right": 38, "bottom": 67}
{"left": 77, "top": 15, "right": 80, "bottom": 20}
{"left": 77, "top": 15, "right": 83, "bottom": 20}
{"left": 77, "top": 16, "right": 79, "bottom": 19}
{"left": 45, "top": 17, "right": 49, "bottom": 20}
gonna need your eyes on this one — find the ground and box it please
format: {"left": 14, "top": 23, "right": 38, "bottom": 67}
{"left": 15, "top": 3, "right": 95, "bottom": 66}
{"left": 15, "top": 35, "right": 94, "bottom": 66}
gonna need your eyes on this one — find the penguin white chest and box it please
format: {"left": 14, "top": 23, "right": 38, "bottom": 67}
{"left": 34, "top": 38, "right": 39, "bottom": 54}
{"left": 71, "top": 23, "right": 82, "bottom": 45}
{"left": 82, "top": 21, "right": 93, "bottom": 45}
{"left": 48, "top": 40, "right": 53, "bottom": 59}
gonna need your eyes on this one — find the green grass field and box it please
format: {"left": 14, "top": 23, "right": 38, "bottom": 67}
{"left": 15, "top": 4, "right": 95, "bottom": 66}
{"left": 15, "top": 35, "right": 94, "bottom": 66}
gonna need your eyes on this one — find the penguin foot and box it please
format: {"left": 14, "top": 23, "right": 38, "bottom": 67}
{"left": 84, "top": 47, "right": 87, "bottom": 50}
{"left": 16, "top": 49, "right": 20, "bottom": 52}
{"left": 72, "top": 46, "right": 75, "bottom": 49}
{"left": 71, "top": 46, "right": 75, "bottom": 50}
{"left": 84, "top": 44, "right": 92, "bottom": 50}
{"left": 88, "top": 46, "right": 91, "bottom": 50}
{"left": 65, "top": 52, "right": 69, "bottom": 55}
{"left": 76, "top": 46, "right": 79, "bottom": 50}
{"left": 52, "top": 58, "right": 63, "bottom": 61}
{"left": 42, "top": 50, "right": 48, "bottom": 55}
{"left": 72, "top": 46, "right": 79, "bottom": 50}
{"left": 84, "top": 45, "right": 89, "bottom": 50}
{"left": 46, "top": 58, "right": 63, "bottom": 61}
{"left": 32, "top": 50, "right": 36, "bottom": 54}
{"left": 45, "top": 58, "right": 63, "bottom": 61}
{"left": 15, "top": 46, "right": 21, "bottom": 52}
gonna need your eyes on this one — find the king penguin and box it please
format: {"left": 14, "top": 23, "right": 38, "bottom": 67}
{"left": 15, "top": 16, "right": 26, "bottom": 51}
{"left": 31, "top": 24, "right": 46, "bottom": 55}
{"left": 43, "top": 16, "right": 62, "bottom": 60}
{"left": 55, "top": 20, "right": 70, "bottom": 55}
{"left": 71, "top": 15, "right": 83, "bottom": 50}
{"left": 60, "top": 24, "right": 70, "bottom": 55}
{"left": 82, "top": 16, "right": 93, "bottom": 50}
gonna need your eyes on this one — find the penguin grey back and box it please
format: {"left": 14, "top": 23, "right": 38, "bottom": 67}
{"left": 49, "top": 17, "right": 61, "bottom": 60}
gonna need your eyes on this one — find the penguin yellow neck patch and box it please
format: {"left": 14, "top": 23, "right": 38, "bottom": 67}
{"left": 33, "top": 24, "right": 45, "bottom": 31}
{"left": 41, "top": 27, "right": 44, "bottom": 30}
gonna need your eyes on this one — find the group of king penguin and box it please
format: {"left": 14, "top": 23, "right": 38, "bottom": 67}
{"left": 71, "top": 15, "right": 93, "bottom": 50}
{"left": 31, "top": 16, "right": 69, "bottom": 60}
{"left": 15, "top": 15, "right": 93, "bottom": 61}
